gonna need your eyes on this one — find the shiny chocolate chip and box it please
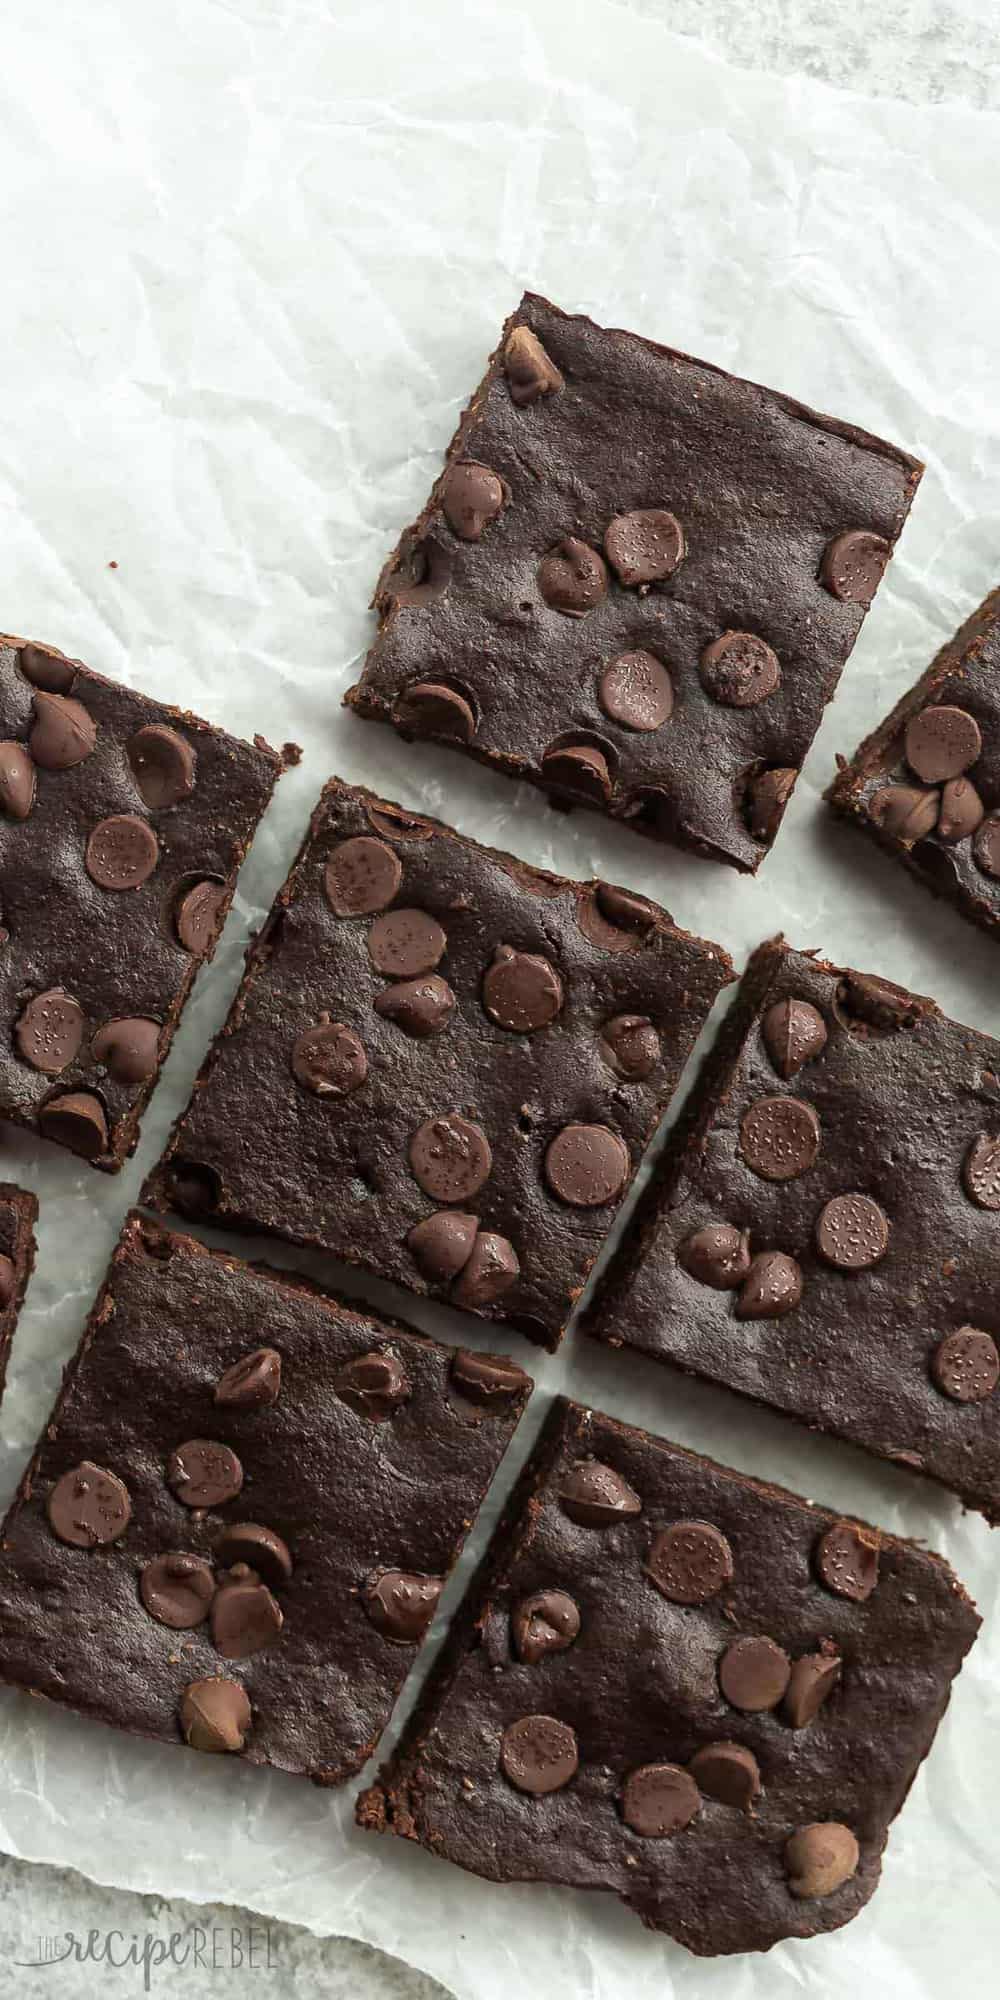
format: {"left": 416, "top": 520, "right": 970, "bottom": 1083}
{"left": 167, "top": 1440, "right": 244, "bottom": 1509}
{"left": 127, "top": 724, "right": 196, "bottom": 808}
{"left": 334, "top": 1351, "right": 411, "bottom": 1421}
{"left": 214, "top": 1348, "right": 282, "bottom": 1408}
{"left": 47, "top": 1460, "right": 131, "bottom": 1547}
{"left": 363, "top": 1569, "right": 443, "bottom": 1643}
{"left": 180, "top": 1678, "right": 251, "bottom": 1754}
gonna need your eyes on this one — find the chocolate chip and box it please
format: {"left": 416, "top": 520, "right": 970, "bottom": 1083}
{"left": 366, "top": 803, "right": 435, "bottom": 844}
{"left": 369, "top": 909, "right": 447, "bottom": 979}
{"left": 646, "top": 1521, "right": 734, "bottom": 1605}
{"left": 931, "top": 1326, "right": 1000, "bottom": 1403}
{"left": 482, "top": 945, "right": 563, "bottom": 1032}
{"left": 785, "top": 1822, "right": 859, "bottom": 1899}
{"left": 440, "top": 461, "right": 506, "bottom": 540}
{"left": 938, "top": 776, "right": 984, "bottom": 843}
{"left": 175, "top": 878, "right": 226, "bottom": 954}
{"left": 335, "top": 1350, "right": 411, "bottom": 1421}
{"left": 576, "top": 882, "right": 656, "bottom": 953}
{"left": 291, "top": 1021, "right": 367, "bottom": 1096}
{"left": 382, "top": 536, "right": 452, "bottom": 610}
{"left": 19, "top": 643, "right": 77, "bottom": 692}
{"left": 815, "top": 1192, "right": 889, "bottom": 1270}
{"left": 700, "top": 631, "right": 781, "bottom": 707}
{"left": 598, "top": 650, "right": 674, "bottom": 731}
{"left": 544, "top": 1123, "right": 629, "bottom": 1206}
{"left": 904, "top": 705, "right": 982, "bottom": 783}
{"left": 167, "top": 1440, "right": 244, "bottom": 1509}
{"left": 622, "top": 1763, "right": 699, "bottom": 1837}
{"left": 512, "top": 1590, "right": 581, "bottom": 1664}
{"left": 747, "top": 766, "right": 796, "bottom": 842}
{"left": 214, "top": 1347, "right": 282, "bottom": 1408}
{"left": 363, "top": 1569, "right": 443, "bottom": 1643}
{"left": 85, "top": 814, "right": 160, "bottom": 890}
{"left": 501, "top": 1714, "right": 578, "bottom": 1795}
{"left": 0, "top": 742, "right": 36, "bottom": 819}
{"left": 180, "top": 1677, "right": 251, "bottom": 1754}
{"left": 559, "top": 1460, "right": 642, "bottom": 1527}
{"left": 452, "top": 1233, "right": 520, "bottom": 1308}
{"left": 375, "top": 973, "right": 455, "bottom": 1037}
{"left": 719, "top": 1635, "right": 791, "bottom": 1712}
{"left": 325, "top": 836, "right": 403, "bottom": 916}
{"left": 819, "top": 529, "right": 890, "bottom": 607}
{"left": 47, "top": 1460, "right": 131, "bottom": 1547}
{"left": 870, "top": 783, "right": 939, "bottom": 843}
{"left": 604, "top": 510, "right": 685, "bottom": 588}
{"left": 688, "top": 1741, "right": 761, "bottom": 1811}
{"left": 503, "top": 325, "right": 563, "bottom": 405}
{"left": 783, "top": 1648, "right": 842, "bottom": 1728}
{"left": 214, "top": 1522, "right": 294, "bottom": 1588}
{"left": 127, "top": 724, "right": 197, "bottom": 808}
{"left": 815, "top": 1520, "right": 879, "bottom": 1601}
{"left": 90, "top": 1017, "right": 161, "bottom": 1085}
{"left": 537, "top": 538, "right": 608, "bottom": 617}
{"left": 409, "top": 1113, "right": 492, "bottom": 1202}
{"left": 210, "top": 1575, "right": 284, "bottom": 1658}
{"left": 736, "top": 1250, "right": 803, "bottom": 1318}
{"left": 972, "top": 812, "right": 1000, "bottom": 879}
{"left": 449, "top": 1348, "right": 528, "bottom": 1406}
{"left": 395, "top": 682, "right": 476, "bottom": 743}
{"left": 541, "top": 741, "right": 613, "bottom": 803}
{"left": 678, "top": 1223, "right": 751, "bottom": 1289}
{"left": 29, "top": 690, "right": 96, "bottom": 769}
{"left": 739, "top": 1096, "right": 820, "bottom": 1180}
{"left": 761, "top": 997, "right": 828, "bottom": 1079}
{"left": 140, "top": 1552, "right": 216, "bottom": 1628}
{"left": 0, "top": 1257, "right": 15, "bottom": 1308}
{"left": 407, "top": 1209, "right": 478, "bottom": 1280}
{"left": 38, "top": 1090, "right": 108, "bottom": 1159}
{"left": 962, "top": 1134, "right": 1000, "bottom": 1209}
{"left": 15, "top": 988, "right": 85, "bottom": 1074}
{"left": 834, "top": 970, "right": 923, "bottom": 1036}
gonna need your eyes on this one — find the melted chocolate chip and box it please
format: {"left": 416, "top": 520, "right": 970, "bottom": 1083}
{"left": 622, "top": 1762, "right": 699, "bottom": 1836}
{"left": 537, "top": 539, "right": 608, "bottom": 617}
{"left": 334, "top": 1350, "right": 411, "bottom": 1421}
{"left": 904, "top": 705, "right": 982, "bottom": 783}
{"left": 0, "top": 742, "right": 36, "bottom": 819}
{"left": 482, "top": 946, "right": 563, "bottom": 1032}
{"left": 210, "top": 1575, "right": 284, "bottom": 1658}
{"left": 604, "top": 510, "right": 685, "bottom": 588}
{"left": 449, "top": 1348, "right": 529, "bottom": 1406}
{"left": 646, "top": 1521, "right": 734, "bottom": 1605}
{"left": 815, "top": 1193, "right": 889, "bottom": 1270}
{"left": 167, "top": 1440, "right": 244, "bottom": 1509}
{"left": 599, "top": 1013, "right": 661, "bottom": 1080}
{"left": 736, "top": 1250, "right": 803, "bottom": 1318}
{"left": 369, "top": 909, "right": 447, "bottom": 979}
{"left": 291, "top": 1021, "right": 368, "bottom": 1095}
{"left": 678, "top": 1223, "right": 751, "bottom": 1289}
{"left": 325, "top": 836, "right": 403, "bottom": 916}
{"left": 503, "top": 325, "right": 563, "bottom": 405}
{"left": 451, "top": 1234, "right": 520, "bottom": 1308}
{"left": 511, "top": 1590, "right": 581, "bottom": 1665}
{"left": 598, "top": 650, "right": 674, "bottom": 731}
{"left": 820, "top": 529, "right": 890, "bottom": 607}
{"left": 544, "top": 1123, "right": 629, "bottom": 1206}
{"left": 19, "top": 643, "right": 77, "bottom": 692}
{"left": 761, "top": 997, "right": 828, "bottom": 1078}
{"left": 375, "top": 973, "right": 455, "bottom": 1037}
{"left": 214, "top": 1347, "right": 282, "bottom": 1408}
{"left": 180, "top": 1677, "right": 251, "bottom": 1754}
{"left": 15, "top": 988, "right": 85, "bottom": 1074}
{"left": 700, "top": 631, "right": 781, "bottom": 707}
{"left": 214, "top": 1522, "right": 294, "bottom": 1588}
{"left": 783, "top": 1648, "right": 842, "bottom": 1729}
{"left": 688, "top": 1741, "right": 760, "bottom": 1810}
{"left": 870, "top": 784, "right": 939, "bottom": 843}
{"left": 739, "top": 1096, "right": 820, "bottom": 1180}
{"left": 938, "top": 776, "right": 984, "bottom": 843}
{"left": 747, "top": 766, "right": 796, "bottom": 842}
{"left": 86, "top": 814, "right": 160, "bottom": 890}
{"left": 815, "top": 1520, "right": 879, "bottom": 1601}
{"left": 440, "top": 460, "right": 506, "bottom": 540}
{"left": 175, "top": 879, "right": 226, "bottom": 954}
{"left": 90, "top": 1017, "right": 160, "bottom": 1085}
{"left": 127, "top": 724, "right": 197, "bottom": 808}
{"left": 785, "top": 1822, "right": 859, "bottom": 1899}
{"left": 47, "top": 1460, "right": 131, "bottom": 1547}
{"left": 541, "top": 741, "right": 613, "bottom": 803}
{"left": 38, "top": 1090, "right": 108, "bottom": 1159}
{"left": 501, "top": 1714, "right": 578, "bottom": 1795}
{"left": 931, "top": 1327, "right": 1000, "bottom": 1403}
{"left": 718, "top": 1635, "right": 791, "bottom": 1712}
{"left": 363, "top": 1569, "right": 443, "bottom": 1643}
{"left": 409, "top": 1114, "right": 492, "bottom": 1202}
{"left": 395, "top": 682, "right": 476, "bottom": 743}
{"left": 140, "top": 1552, "right": 216, "bottom": 1628}
{"left": 29, "top": 691, "right": 96, "bottom": 769}
{"left": 834, "top": 970, "right": 924, "bottom": 1036}
{"left": 559, "top": 1459, "right": 642, "bottom": 1527}
{"left": 407, "top": 1209, "right": 478, "bottom": 1280}
{"left": 577, "top": 882, "right": 656, "bottom": 953}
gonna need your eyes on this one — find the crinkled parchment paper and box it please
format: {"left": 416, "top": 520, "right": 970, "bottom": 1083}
{"left": 1, "top": 1, "right": 999, "bottom": 1993}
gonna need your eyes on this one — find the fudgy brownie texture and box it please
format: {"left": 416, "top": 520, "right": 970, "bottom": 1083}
{"left": 828, "top": 585, "right": 1000, "bottom": 935}
{"left": 0, "top": 1213, "right": 531, "bottom": 1784}
{"left": 346, "top": 292, "right": 923, "bottom": 872}
{"left": 144, "top": 777, "right": 732, "bottom": 1348}
{"left": 357, "top": 1398, "right": 978, "bottom": 1957}
{"left": 0, "top": 634, "right": 293, "bottom": 1170}
{"left": 586, "top": 937, "right": 1000, "bottom": 1521}
{"left": 0, "top": 1182, "right": 37, "bottom": 1398}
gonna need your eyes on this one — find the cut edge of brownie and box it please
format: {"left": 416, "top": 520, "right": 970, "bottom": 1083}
{"left": 0, "top": 1181, "right": 38, "bottom": 1398}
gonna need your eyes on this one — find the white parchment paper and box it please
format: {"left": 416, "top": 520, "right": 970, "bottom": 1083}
{"left": 1, "top": 2, "right": 999, "bottom": 1993}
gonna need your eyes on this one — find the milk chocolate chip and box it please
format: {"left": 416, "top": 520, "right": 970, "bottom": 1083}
{"left": 537, "top": 539, "right": 608, "bottom": 617}
{"left": 440, "top": 461, "right": 506, "bottom": 540}
{"left": 180, "top": 1678, "right": 251, "bottom": 1754}
{"left": 504, "top": 325, "right": 563, "bottom": 405}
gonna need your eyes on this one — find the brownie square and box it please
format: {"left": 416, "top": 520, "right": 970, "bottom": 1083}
{"left": 0, "top": 634, "right": 293, "bottom": 1170}
{"left": 828, "top": 584, "right": 1000, "bottom": 935}
{"left": 358, "top": 1397, "right": 978, "bottom": 1957}
{"left": 0, "top": 1212, "right": 532, "bottom": 1784}
{"left": 586, "top": 936, "right": 1000, "bottom": 1520}
{"left": 0, "top": 1182, "right": 37, "bottom": 1398}
{"left": 346, "top": 292, "right": 923, "bottom": 871}
{"left": 144, "top": 777, "right": 732, "bottom": 1348}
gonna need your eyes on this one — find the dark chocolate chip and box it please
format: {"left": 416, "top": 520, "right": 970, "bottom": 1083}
{"left": 819, "top": 529, "right": 890, "bottom": 607}
{"left": 325, "top": 836, "right": 402, "bottom": 916}
{"left": 761, "top": 997, "right": 828, "bottom": 1079}
{"left": 511, "top": 1590, "right": 581, "bottom": 1665}
{"left": 482, "top": 945, "right": 563, "bottom": 1032}
{"left": 719, "top": 1635, "right": 791, "bottom": 1712}
{"left": 180, "top": 1677, "right": 251, "bottom": 1754}
{"left": 972, "top": 812, "right": 1000, "bottom": 879}
{"left": 395, "top": 682, "right": 476, "bottom": 743}
{"left": 931, "top": 1326, "right": 1000, "bottom": 1403}
{"left": 369, "top": 908, "right": 447, "bottom": 978}
{"left": 747, "top": 766, "right": 796, "bottom": 842}
{"left": 815, "top": 1192, "right": 889, "bottom": 1270}
{"left": 938, "top": 776, "right": 984, "bottom": 843}
{"left": 678, "top": 1223, "right": 751, "bottom": 1290}
{"left": 904, "top": 704, "right": 982, "bottom": 783}
{"left": 783, "top": 1648, "right": 842, "bottom": 1728}
{"left": 175, "top": 878, "right": 226, "bottom": 954}
{"left": 90, "top": 1017, "right": 161, "bottom": 1086}
{"left": 736, "top": 1250, "right": 803, "bottom": 1318}
{"left": 365, "top": 803, "right": 435, "bottom": 844}
{"left": 604, "top": 510, "right": 685, "bottom": 588}
{"left": 291, "top": 1020, "right": 367, "bottom": 1096}
{"left": 407, "top": 1209, "right": 478, "bottom": 1280}
{"left": 15, "top": 988, "right": 85, "bottom": 1074}
{"left": 214, "top": 1347, "right": 282, "bottom": 1408}
{"left": 0, "top": 1256, "right": 15, "bottom": 1308}
{"left": 38, "top": 1090, "right": 108, "bottom": 1159}
{"left": 646, "top": 1521, "right": 734, "bottom": 1605}
{"left": 0, "top": 742, "right": 36, "bottom": 819}
{"left": 739, "top": 1095, "right": 820, "bottom": 1180}
{"left": 167, "top": 1440, "right": 244, "bottom": 1509}
{"left": 577, "top": 882, "right": 656, "bottom": 953}
{"left": 440, "top": 460, "right": 506, "bottom": 540}
{"left": 409, "top": 1114, "right": 492, "bottom": 1202}
{"left": 688, "top": 1741, "right": 761, "bottom": 1810}
{"left": 622, "top": 1763, "right": 699, "bottom": 1836}
{"left": 86, "top": 814, "right": 160, "bottom": 890}
{"left": 559, "top": 1460, "right": 642, "bottom": 1527}
{"left": 870, "top": 783, "right": 939, "bottom": 843}
{"left": 19, "top": 643, "right": 77, "bottom": 692}
{"left": 214, "top": 1522, "right": 294, "bottom": 1589}
{"left": 962, "top": 1134, "right": 1000, "bottom": 1210}
{"left": 451, "top": 1234, "right": 520, "bottom": 1309}
{"left": 140, "top": 1552, "right": 216, "bottom": 1628}
{"left": 598, "top": 650, "right": 673, "bottom": 731}
{"left": 375, "top": 973, "right": 455, "bottom": 1037}
{"left": 127, "top": 724, "right": 197, "bottom": 808}
{"left": 501, "top": 1714, "right": 578, "bottom": 1795}
{"left": 537, "top": 538, "right": 608, "bottom": 617}
{"left": 334, "top": 1351, "right": 411, "bottom": 1421}
{"left": 544, "top": 1123, "right": 629, "bottom": 1206}
{"left": 449, "top": 1348, "right": 529, "bottom": 1406}
{"left": 29, "top": 690, "right": 96, "bottom": 769}
{"left": 503, "top": 325, "right": 564, "bottom": 405}
{"left": 599, "top": 1013, "right": 661, "bottom": 1080}
{"left": 47, "top": 1460, "right": 131, "bottom": 1547}
{"left": 210, "top": 1575, "right": 284, "bottom": 1658}
{"left": 834, "top": 970, "right": 923, "bottom": 1036}
{"left": 363, "top": 1569, "right": 443, "bottom": 1643}
{"left": 382, "top": 536, "right": 452, "bottom": 610}
{"left": 541, "top": 741, "right": 613, "bottom": 803}
{"left": 700, "top": 631, "right": 780, "bottom": 707}
{"left": 815, "top": 1520, "right": 879, "bottom": 1601}
{"left": 785, "top": 1822, "right": 859, "bottom": 1899}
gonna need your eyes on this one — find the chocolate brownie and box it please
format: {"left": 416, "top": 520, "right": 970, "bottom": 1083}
{"left": 828, "top": 585, "right": 1000, "bottom": 935}
{"left": 345, "top": 292, "right": 923, "bottom": 872}
{"left": 144, "top": 777, "right": 732, "bottom": 1347}
{"left": 0, "top": 1212, "right": 531, "bottom": 1784}
{"left": 0, "top": 1182, "right": 37, "bottom": 1397}
{"left": 586, "top": 936, "right": 1000, "bottom": 1520}
{"left": 0, "top": 634, "right": 293, "bottom": 1169}
{"left": 357, "top": 1398, "right": 978, "bottom": 1956}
